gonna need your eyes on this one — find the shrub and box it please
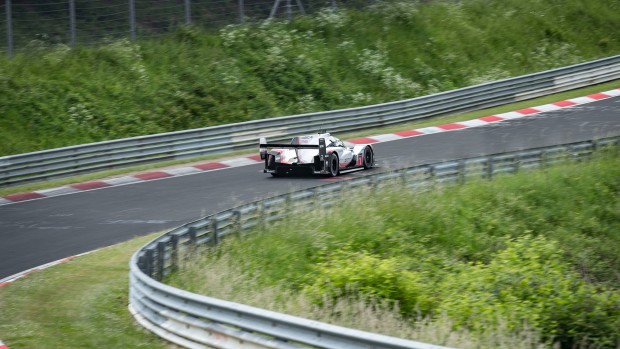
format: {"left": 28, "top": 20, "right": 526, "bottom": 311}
{"left": 438, "top": 235, "right": 620, "bottom": 348}
{"left": 302, "top": 248, "right": 434, "bottom": 315}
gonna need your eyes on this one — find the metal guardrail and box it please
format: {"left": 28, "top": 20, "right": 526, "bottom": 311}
{"left": 128, "top": 136, "right": 620, "bottom": 349}
{"left": 2, "top": 54, "right": 620, "bottom": 187}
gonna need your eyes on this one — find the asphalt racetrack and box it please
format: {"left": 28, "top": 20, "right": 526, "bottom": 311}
{"left": 1, "top": 96, "right": 619, "bottom": 279}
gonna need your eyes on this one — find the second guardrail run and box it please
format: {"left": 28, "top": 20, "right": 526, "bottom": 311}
{"left": 128, "top": 136, "right": 620, "bottom": 349}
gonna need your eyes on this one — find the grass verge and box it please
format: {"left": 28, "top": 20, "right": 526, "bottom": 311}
{"left": 1, "top": 79, "right": 618, "bottom": 198}
{"left": 0, "top": 232, "right": 167, "bottom": 349}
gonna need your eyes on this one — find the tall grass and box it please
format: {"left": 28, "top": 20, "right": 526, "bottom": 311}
{"left": 1, "top": 0, "right": 620, "bottom": 156}
{"left": 168, "top": 151, "right": 620, "bottom": 348}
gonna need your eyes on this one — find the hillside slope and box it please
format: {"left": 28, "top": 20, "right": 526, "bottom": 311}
{"left": 1, "top": 0, "right": 619, "bottom": 156}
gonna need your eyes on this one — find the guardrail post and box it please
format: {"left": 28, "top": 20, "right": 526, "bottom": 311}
{"left": 209, "top": 218, "right": 219, "bottom": 246}
{"left": 144, "top": 248, "right": 154, "bottom": 277}
{"left": 129, "top": 0, "right": 136, "bottom": 41}
{"left": 398, "top": 169, "right": 408, "bottom": 188}
{"left": 458, "top": 160, "right": 466, "bottom": 184}
{"left": 6, "top": 0, "right": 13, "bottom": 59}
{"left": 585, "top": 142, "right": 595, "bottom": 160}
{"left": 69, "top": 0, "right": 76, "bottom": 47}
{"left": 188, "top": 226, "right": 197, "bottom": 248}
{"left": 429, "top": 165, "right": 437, "bottom": 186}
{"left": 170, "top": 234, "right": 179, "bottom": 272}
{"left": 414, "top": 166, "right": 427, "bottom": 189}
{"left": 231, "top": 210, "right": 241, "bottom": 238}
{"left": 338, "top": 181, "right": 351, "bottom": 196}
{"left": 541, "top": 151, "right": 549, "bottom": 169}
{"left": 257, "top": 202, "right": 266, "bottom": 232}
{"left": 486, "top": 157, "right": 494, "bottom": 179}
{"left": 279, "top": 194, "right": 291, "bottom": 223}
{"left": 184, "top": 0, "right": 191, "bottom": 25}
{"left": 371, "top": 176, "right": 379, "bottom": 193}
{"left": 156, "top": 241, "right": 166, "bottom": 280}
{"left": 188, "top": 227, "right": 196, "bottom": 246}
{"left": 238, "top": 0, "right": 244, "bottom": 23}
{"left": 591, "top": 140, "right": 598, "bottom": 152}
{"left": 137, "top": 254, "right": 146, "bottom": 273}
{"left": 311, "top": 188, "right": 320, "bottom": 210}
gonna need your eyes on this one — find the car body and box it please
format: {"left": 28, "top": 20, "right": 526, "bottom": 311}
{"left": 259, "top": 133, "right": 375, "bottom": 177}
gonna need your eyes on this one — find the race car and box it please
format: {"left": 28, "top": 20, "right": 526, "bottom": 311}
{"left": 259, "top": 132, "right": 375, "bottom": 177}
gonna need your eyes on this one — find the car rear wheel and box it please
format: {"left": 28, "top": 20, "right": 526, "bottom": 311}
{"left": 363, "top": 146, "right": 374, "bottom": 169}
{"left": 328, "top": 153, "right": 339, "bottom": 177}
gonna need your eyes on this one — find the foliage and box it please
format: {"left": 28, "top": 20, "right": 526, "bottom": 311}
{"left": 2, "top": 0, "right": 620, "bottom": 155}
{"left": 438, "top": 235, "right": 620, "bottom": 348}
{"left": 170, "top": 152, "right": 620, "bottom": 348}
{"left": 302, "top": 248, "right": 433, "bottom": 315}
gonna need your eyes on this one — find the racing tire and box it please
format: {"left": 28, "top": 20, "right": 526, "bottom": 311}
{"left": 363, "top": 146, "right": 374, "bottom": 169}
{"left": 328, "top": 153, "right": 340, "bottom": 177}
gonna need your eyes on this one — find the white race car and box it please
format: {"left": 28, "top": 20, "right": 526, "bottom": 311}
{"left": 259, "top": 133, "right": 375, "bottom": 177}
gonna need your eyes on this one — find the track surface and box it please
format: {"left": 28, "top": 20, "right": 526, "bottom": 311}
{"left": 1, "top": 96, "right": 619, "bottom": 279}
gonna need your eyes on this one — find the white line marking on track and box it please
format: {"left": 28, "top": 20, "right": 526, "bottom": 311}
{"left": 496, "top": 111, "right": 526, "bottom": 119}
{"left": 220, "top": 158, "right": 261, "bottom": 167}
{"left": 416, "top": 126, "right": 443, "bottom": 134}
{"left": 35, "top": 186, "right": 80, "bottom": 196}
{"left": 163, "top": 167, "right": 203, "bottom": 176}
{"left": 568, "top": 96, "right": 596, "bottom": 104}
{"left": 532, "top": 104, "right": 563, "bottom": 112}
{"left": 370, "top": 134, "right": 404, "bottom": 142}
{"left": 458, "top": 119, "right": 489, "bottom": 127}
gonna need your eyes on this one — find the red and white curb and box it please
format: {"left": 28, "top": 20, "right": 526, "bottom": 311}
{"left": 346, "top": 88, "right": 620, "bottom": 145}
{"left": 1, "top": 88, "right": 618, "bottom": 207}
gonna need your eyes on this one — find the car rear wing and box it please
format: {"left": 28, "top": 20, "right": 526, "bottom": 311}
{"left": 259, "top": 137, "right": 327, "bottom": 160}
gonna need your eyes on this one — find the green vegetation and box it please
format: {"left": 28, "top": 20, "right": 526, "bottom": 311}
{"left": 0, "top": 79, "right": 618, "bottom": 198}
{"left": 2, "top": 153, "right": 616, "bottom": 349}
{"left": 1, "top": 0, "right": 620, "bottom": 156}
{"left": 169, "top": 151, "right": 620, "bottom": 348}
{"left": 0, "top": 232, "right": 167, "bottom": 349}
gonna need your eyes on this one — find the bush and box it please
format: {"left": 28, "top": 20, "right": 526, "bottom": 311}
{"left": 302, "top": 248, "right": 434, "bottom": 315}
{"left": 301, "top": 235, "right": 620, "bottom": 348}
{"left": 438, "top": 235, "right": 620, "bottom": 348}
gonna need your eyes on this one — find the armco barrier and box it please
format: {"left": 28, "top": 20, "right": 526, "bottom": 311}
{"left": 129, "top": 136, "right": 620, "bottom": 349}
{"left": 2, "top": 54, "right": 620, "bottom": 187}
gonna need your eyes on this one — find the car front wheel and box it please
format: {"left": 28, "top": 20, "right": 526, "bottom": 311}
{"left": 363, "top": 146, "right": 374, "bottom": 169}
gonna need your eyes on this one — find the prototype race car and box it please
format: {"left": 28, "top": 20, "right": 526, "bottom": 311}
{"left": 259, "top": 133, "right": 375, "bottom": 177}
